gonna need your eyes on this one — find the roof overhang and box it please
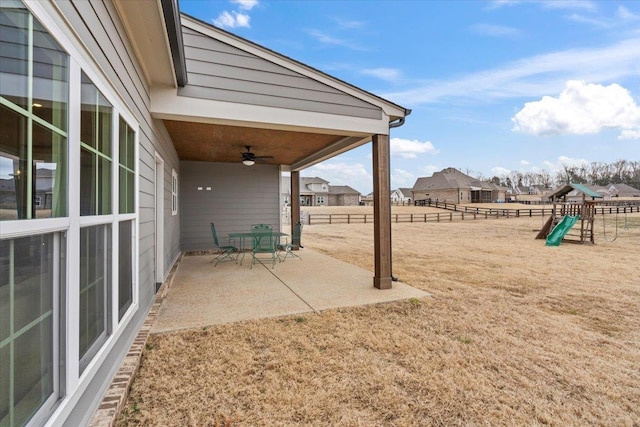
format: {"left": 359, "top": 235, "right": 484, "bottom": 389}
{"left": 148, "top": 12, "right": 408, "bottom": 171}
{"left": 112, "top": 0, "right": 177, "bottom": 87}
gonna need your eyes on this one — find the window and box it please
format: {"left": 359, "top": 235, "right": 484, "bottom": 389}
{"left": 1, "top": 2, "right": 139, "bottom": 423}
{"left": 0, "top": 233, "right": 62, "bottom": 427}
{"left": 316, "top": 196, "right": 324, "bottom": 205}
{"left": 1, "top": 3, "right": 68, "bottom": 424}
{"left": 171, "top": 169, "right": 178, "bottom": 215}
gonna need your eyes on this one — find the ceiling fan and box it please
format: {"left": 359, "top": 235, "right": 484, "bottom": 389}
{"left": 241, "top": 145, "right": 273, "bottom": 166}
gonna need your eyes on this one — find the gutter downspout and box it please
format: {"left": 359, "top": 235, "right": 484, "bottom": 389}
{"left": 387, "top": 109, "right": 411, "bottom": 282}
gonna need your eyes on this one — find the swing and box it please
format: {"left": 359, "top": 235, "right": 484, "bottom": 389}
{"left": 601, "top": 210, "right": 618, "bottom": 242}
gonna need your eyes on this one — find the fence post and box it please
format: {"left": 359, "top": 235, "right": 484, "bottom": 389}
{"left": 437, "top": 213, "right": 440, "bottom": 222}
{"left": 462, "top": 212, "right": 464, "bottom": 220}
{"left": 411, "top": 214, "right": 414, "bottom": 223}
{"left": 450, "top": 212, "right": 453, "bottom": 222}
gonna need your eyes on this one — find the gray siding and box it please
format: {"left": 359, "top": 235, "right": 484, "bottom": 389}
{"left": 180, "top": 161, "right": 280, "bottom": 251}
{"left": 179, "top": 26, "right": 382, "bottom": 120}
{"left": 44, "top": 1, "right": 181, "bottom": 425}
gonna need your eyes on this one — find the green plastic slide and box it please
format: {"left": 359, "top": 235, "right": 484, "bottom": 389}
{"left": 545, "top": 215, "right": 578, "bottom": 246}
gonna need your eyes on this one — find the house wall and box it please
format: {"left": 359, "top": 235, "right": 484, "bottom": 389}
{"left": 179, "top": 26, "right": 381, "bottom": 120}
{"left": 329, "top": 194, "right": 359, "bottom": 206}
{"left": 419, "top": 189, "right": 462, "bottom": 203}
{"left": 180, "top": 161, "right": 281, "bottom": 250}
{"left": 38, "top": 1, "right": 181, "bottom": 425}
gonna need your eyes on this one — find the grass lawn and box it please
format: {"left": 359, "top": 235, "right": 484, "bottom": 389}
{"left": 118, "top": 208, "right": 640, "bottom": 426}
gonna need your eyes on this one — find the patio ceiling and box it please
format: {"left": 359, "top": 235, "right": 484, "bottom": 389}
{"left": 163, "top": 119, "right": 365, "bottom": 168}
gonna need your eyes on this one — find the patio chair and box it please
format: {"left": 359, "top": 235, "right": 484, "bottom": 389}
{"left": 277, "top": 222, "right": 303, "bottom": 262}
{"left": 210, "top": 223, "right": 237, "bottom": 266}
{"left": 251, "top": 230, "right": 278, "bottom": 269}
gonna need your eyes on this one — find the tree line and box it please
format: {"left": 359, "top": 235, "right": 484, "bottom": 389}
{"left": 479, "top": 160, "right": 640, "bottom": 190}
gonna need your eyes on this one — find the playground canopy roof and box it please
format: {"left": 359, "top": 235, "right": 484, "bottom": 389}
{"left": 548, "top": 183, "right": 603, "bottom": 200}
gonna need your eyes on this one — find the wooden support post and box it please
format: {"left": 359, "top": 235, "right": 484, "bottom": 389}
{"left": 291, "top": 170, "right": 300, "bottom": 233}
{"left": 372, "top": 134, "right": 392, "bottom": 289}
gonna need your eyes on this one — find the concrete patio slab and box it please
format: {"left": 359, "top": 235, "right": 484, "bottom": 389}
{"left": 152, "top": 249, "right": 429, "bottom": 333}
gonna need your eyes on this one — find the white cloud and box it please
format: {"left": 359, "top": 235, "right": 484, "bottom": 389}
{"left": 470, "top": 23, "right": 522, "bottom": 37}
{"left": 383, "top": 37, "right": 640, "bottom": 105}
{"left": 231, "top": 0, "right": 258, "bottom": 11}
{"left": 558, "top": 156, "right": 589, "bottom": 167}
{"left": 491, "top": 166, "right": 511, "bottom": 176}
{"left": 512, "top": 80, "right": 640, "bottom": 136}
{"left": 391, "top": 168, "right": 415, "bottom": 188}
{"left": 520, "top": 160, "right": 530, "bottom": 166}
{"left": 618, "top": 5, "right": 640, "bottom": 21}
{"left": 306, "top": 29, "right": 367, "bottom": 51}
{"left": 332, "top": 17, "right": 366, "bottom": 30}
{"left": 420, "top": 165, "right": 440, "bottom": 176}
{"left": 304, "top": 162, "right": 370, "bottom": 193}
{"left": 618, "top": 129, "right": 640, "bottom": 140}
{"left": 213, "top": 11, "right": 251, "bottom": 29}
{"left": 390, "top": 138, "right": 438, "bottom": 159}
{"left": 360, "top": 68, "right": 401, "bottom": 82}
{"left": 488, "top": 0, "right": 597, "bottom": 12}
{"left": 540, "top": 0, "right": 597, "bottom": 12}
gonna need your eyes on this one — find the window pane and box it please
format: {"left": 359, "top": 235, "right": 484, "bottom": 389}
{"left": 13, "top": 316, "right": 53, "bottom": 426}
{"left": 0, "top": 233, "right": 57, "bottom": 427}
{"left": 119, "top": 168, "right": 134, "bottom": 214}
{"left": 0, "top": 103, "right": 28, "bottom": 220}
{"left": 79, "top": 147, "right": 96, "bottom": 216}
{"left": 0, "top": 5, "right": 29, "bottom": 110}
{"left": 31, "top": 19, "right": 68, "bottom": 130}
{"left": 80, "top": 73, "right": 112, "bottom": 217}
{"left": 79, "top": 225, "right": 111, "bottom": 370}
{"left": 80, "top": 72, "right": 111, "bottom": 155}
{"left": 118, "top": 117, "right": 134, "bottom": 170}
{"left": 118, "top": 220, "right": 133, "bottom": 320}
{"left": 0, "top": 106, "right": 67, "bottom": 220}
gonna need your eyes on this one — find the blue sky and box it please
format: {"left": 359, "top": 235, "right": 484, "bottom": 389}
{"left": 180, "top": 0, "right": 640, "bottom": 194}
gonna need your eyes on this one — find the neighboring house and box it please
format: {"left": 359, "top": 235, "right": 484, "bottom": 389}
{"left": 300, "top": 177, "right": 330, "bottom": 206}
{"left": 605, "top": 183, "right": 640, "bottom": 198}
{"left": 412, "top": 167, "right": 507, "bottom": 203}
{"left": 281, "top": 176, "right": 362, "bottom": 206}
{"left": 328, "top": 185, "right": 361, "bottom": 206}
{"left": 0, "top": 167, "right": 57, "bottom": 218}
{"left": 1, "top": 1, "right": 408, "bottom": 426}
{"left": 361, "top": 192, "right": 374, "bottom": 206}
{"left": 391, "top": 188, "right": 412, "bottom": 204}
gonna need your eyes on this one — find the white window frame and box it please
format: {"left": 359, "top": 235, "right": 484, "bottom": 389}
{"left": 6, "top": 2, "right": 141, "bottom": 424}
{"left": 171, "top": 168, "right": 178, "bottom": 216}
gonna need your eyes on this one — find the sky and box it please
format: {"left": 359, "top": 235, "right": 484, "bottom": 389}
{"left": 180, "top": 0, "right": 640, "bottom": 194}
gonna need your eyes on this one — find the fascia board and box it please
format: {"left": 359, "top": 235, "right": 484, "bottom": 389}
{"left": 181, "top": 15, "right": 407, "bottom": 119}
{"left": 151, "top": 87, "right": 390, "bottom": 136}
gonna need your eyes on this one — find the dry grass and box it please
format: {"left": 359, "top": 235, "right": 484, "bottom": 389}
{"left": 119, "top": 208, "right": 640, "bottom": 426}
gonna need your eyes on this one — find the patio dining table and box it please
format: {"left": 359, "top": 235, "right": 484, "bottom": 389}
{"left": 228, "top": 230, "right": 288, "bottom": 265}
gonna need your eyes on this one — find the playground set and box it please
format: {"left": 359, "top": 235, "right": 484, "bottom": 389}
{"left": 536, "top": 183, "right": 602, "bottom": 246}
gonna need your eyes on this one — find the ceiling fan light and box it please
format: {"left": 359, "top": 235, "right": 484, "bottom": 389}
{"left": 242, "top": 159, "right": 255, "bottom": 166}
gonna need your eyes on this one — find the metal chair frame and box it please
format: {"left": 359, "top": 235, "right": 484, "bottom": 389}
{"left": 210, "top": 223, "right": 238, "bottom": 266}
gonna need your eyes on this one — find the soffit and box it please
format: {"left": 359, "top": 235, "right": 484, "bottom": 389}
{"left": 164, "top": 120, "right": 349, "bottom": 166}
{"left": 112, "top": 0, "right": 176, "bottom": 87}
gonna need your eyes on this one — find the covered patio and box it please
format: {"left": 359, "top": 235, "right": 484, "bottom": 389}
{"left": 152, "top": 249, "right": 429, "bottom": 333}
